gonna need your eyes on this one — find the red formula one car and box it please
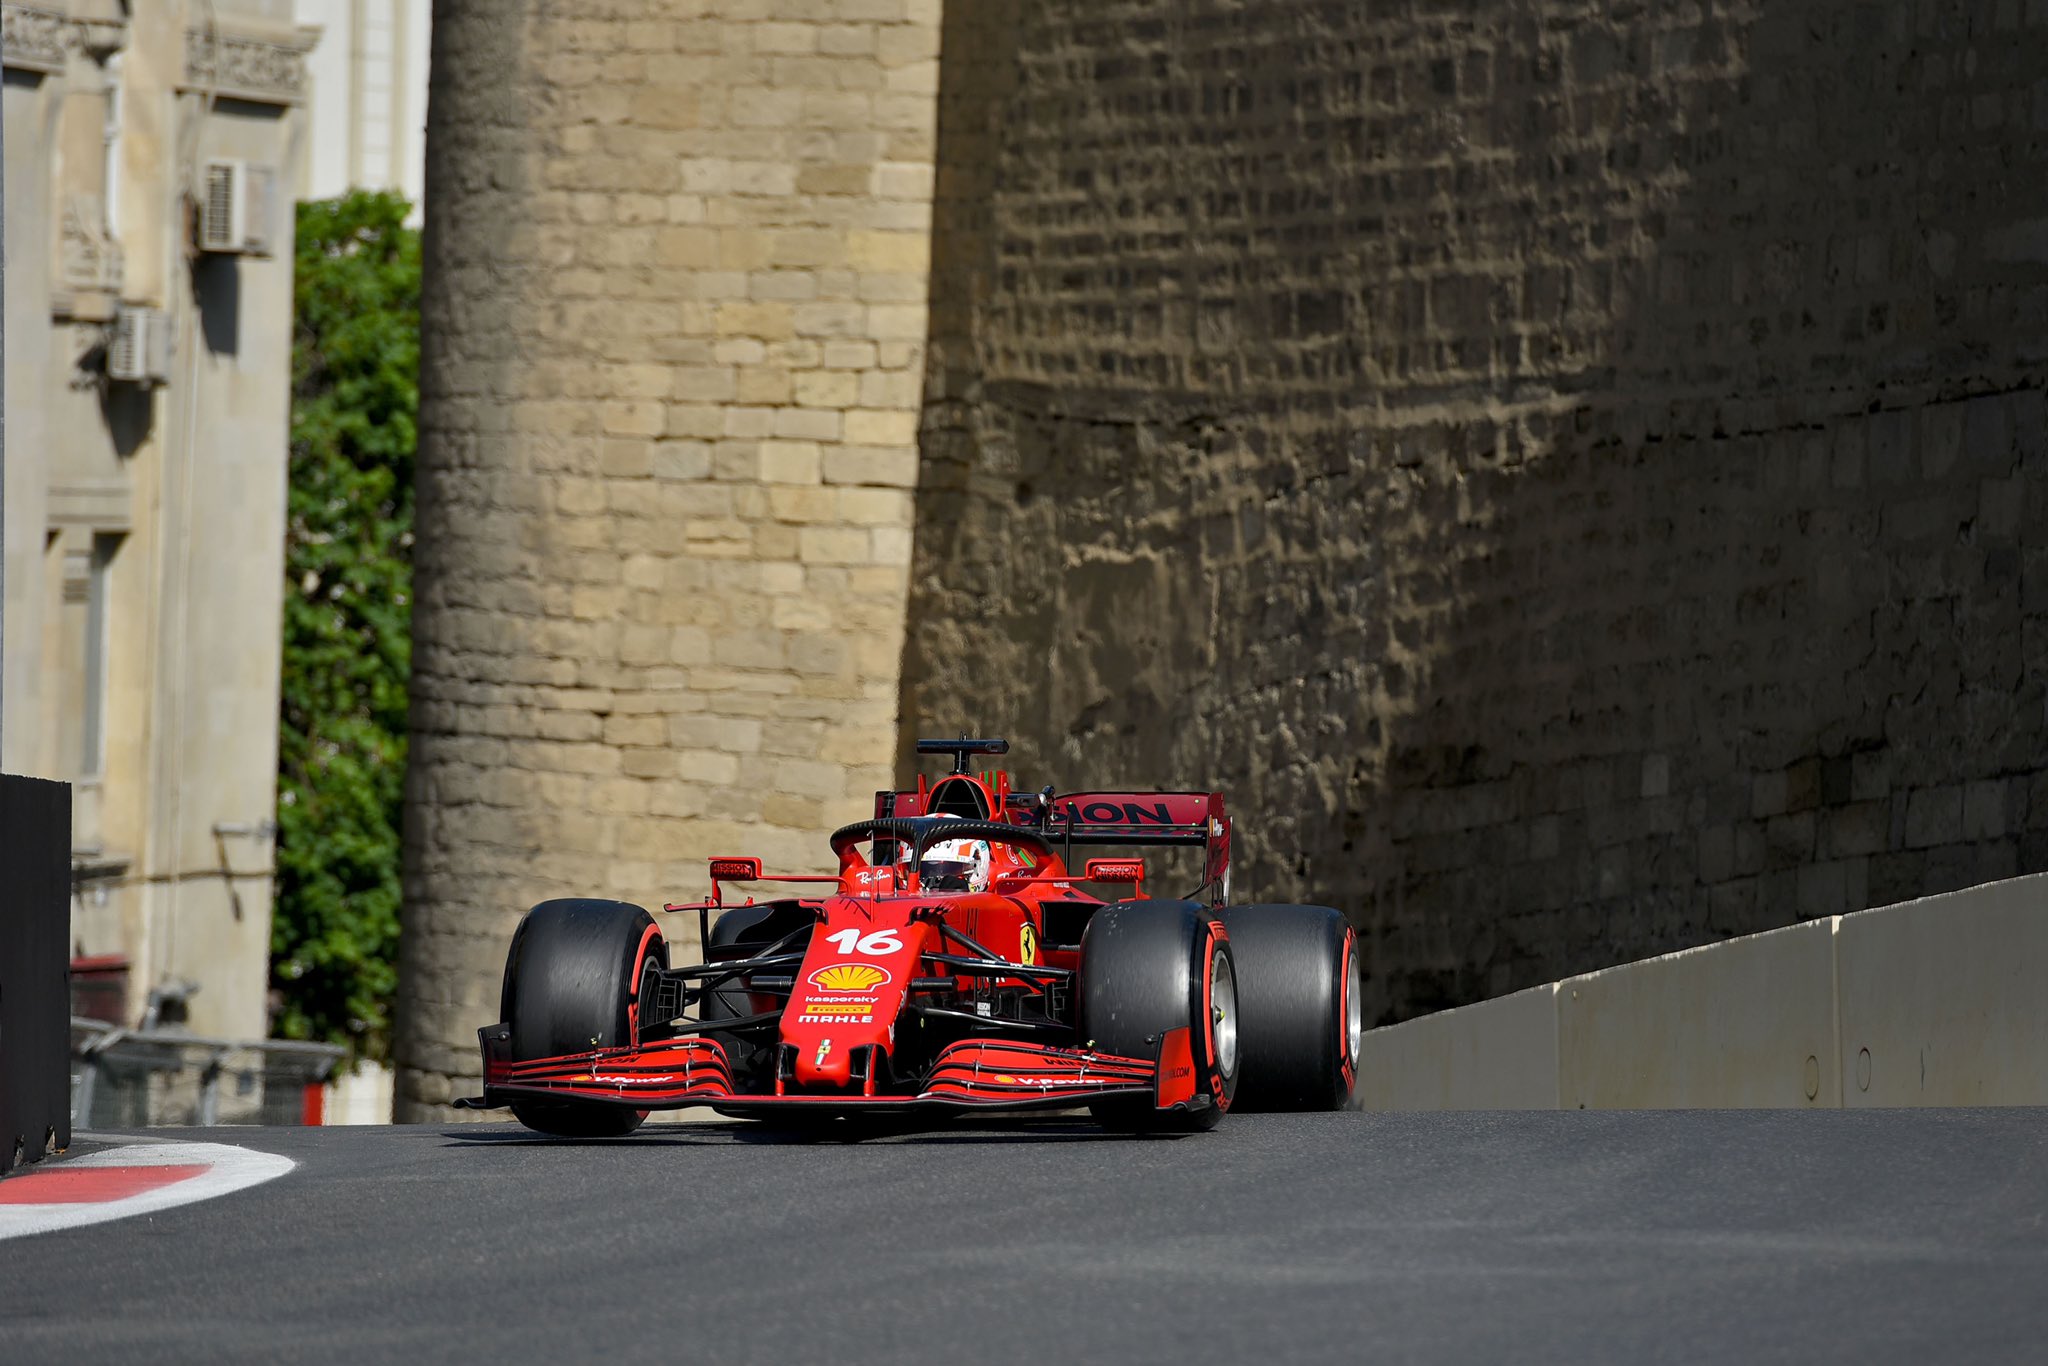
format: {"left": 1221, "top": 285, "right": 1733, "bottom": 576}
{"left": 458, "top": 739, "right": 1360, "bottom": 1135}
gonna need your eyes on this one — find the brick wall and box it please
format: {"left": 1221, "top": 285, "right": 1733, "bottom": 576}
{"left": 904, "top": 0, "right": 2048, "bottom": 1024}
{"left": 395, "top": 0, "right": 941, "bottom": 1118}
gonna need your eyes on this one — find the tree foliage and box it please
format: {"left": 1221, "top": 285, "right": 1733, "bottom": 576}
{"left": 274, "top": 191, "right": 420, "bottom": 1059}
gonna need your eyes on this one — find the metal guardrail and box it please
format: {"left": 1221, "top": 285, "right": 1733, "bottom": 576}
{"left": 70, "top": 1018, "right": 345, "bottom": 1128}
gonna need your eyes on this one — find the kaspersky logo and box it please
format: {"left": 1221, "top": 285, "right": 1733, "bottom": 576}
{"left": 809, "top": 963, "right": 890, "bottom": 993}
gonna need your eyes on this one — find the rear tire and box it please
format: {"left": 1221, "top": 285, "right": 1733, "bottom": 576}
{"left": 1078, "top": 900, "right": 1238, "bottom": 1132}
{"left": 1217, "top": 905, "right": 1359, "bottom": 1111}
{"left": 501, "top": 898, "right": 664, "bottom": 1138}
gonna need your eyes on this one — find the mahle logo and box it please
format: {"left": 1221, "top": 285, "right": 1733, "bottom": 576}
{"left": 809, "top": 962, "right": 890, "bottom": 993}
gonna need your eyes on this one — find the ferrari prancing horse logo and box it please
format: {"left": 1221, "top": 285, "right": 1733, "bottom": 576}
{"left": 1019, "top": 923, "right": 1038, "bottom": 967}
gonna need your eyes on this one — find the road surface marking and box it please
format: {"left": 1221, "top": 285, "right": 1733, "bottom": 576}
{"left": 0, "top": 1140, "right": 293, "bottom": 1240}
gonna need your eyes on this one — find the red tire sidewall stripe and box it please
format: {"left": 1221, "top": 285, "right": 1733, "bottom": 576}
{"left": 627, "top": 921, "right": 663, "bottom": 1044}
{"left": 1204, "top": 919, "right": 1231, "bottom": 1113}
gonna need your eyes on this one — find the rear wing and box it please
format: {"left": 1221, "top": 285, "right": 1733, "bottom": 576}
{"left": 877, "top": 787, "right": 1233, "bottom": 905}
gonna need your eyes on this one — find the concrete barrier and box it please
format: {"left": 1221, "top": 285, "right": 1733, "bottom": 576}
{"left": 1, "top": 776, "right": 73, "bottom": 1169}
{"left": 1355, "top": 984, "right": 1559, "bottom": 1111}
{"left": 1836, "top": 877, "right": 2048, "bottom": 1107}
{"left": 1356, "top": 871, "right": 2048, "bottom": 1111}
{"left": 1557, "top": 919, "right": 1838, "bottom": 1109}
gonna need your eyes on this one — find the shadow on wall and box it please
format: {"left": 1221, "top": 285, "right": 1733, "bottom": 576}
{"left": 900, "top": 0, "right": 2048, "bottom": 1025}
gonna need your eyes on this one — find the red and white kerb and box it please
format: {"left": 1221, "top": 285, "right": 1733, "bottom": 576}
{"left": 0, "top": 1140, "right": 294, "bottom": 1240}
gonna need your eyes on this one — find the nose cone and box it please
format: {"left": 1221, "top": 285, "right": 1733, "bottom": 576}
{"left": 794, "top": 1036, "right": 853, "bottom": 1088}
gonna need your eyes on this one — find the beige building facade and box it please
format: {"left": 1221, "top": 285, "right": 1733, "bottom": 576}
{"left": 3, "top": 0, "right": 314, "bottom": 1038}
{"left": 295, "top": 0, "right": 428, "bottom": 210}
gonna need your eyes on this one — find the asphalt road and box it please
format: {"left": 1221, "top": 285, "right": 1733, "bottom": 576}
{"left": 1, "top": 1109, "right": 2044, "bottom": 1365}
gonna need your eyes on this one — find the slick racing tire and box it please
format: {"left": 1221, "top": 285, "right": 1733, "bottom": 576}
{"left": 501, "top": 898, "right": 665, "bottom": 1138}
{"left": 1216, "top": 905, "right": 1360, "bottom": 1111}
{"left": 1078, "top": 900, "right": 1239, "bottom": 1132}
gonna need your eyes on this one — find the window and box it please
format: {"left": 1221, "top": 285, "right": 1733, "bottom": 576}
{"left": 82, "top": 533, "right": 116, "bottom": 776}
{"left": 59, "top": 533, "right": 120, "bottom": 780}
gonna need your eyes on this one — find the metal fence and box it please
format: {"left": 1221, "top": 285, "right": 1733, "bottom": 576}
{"left": 71, "top": 1019, "right": 345, "bottom": 1128}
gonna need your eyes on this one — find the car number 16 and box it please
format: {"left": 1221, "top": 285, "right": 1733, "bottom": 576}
{"left": 824, "top": 928, "right": 903, "bottom": 955}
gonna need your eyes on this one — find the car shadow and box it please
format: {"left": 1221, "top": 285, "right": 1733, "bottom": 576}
{"left": 439, "top": 1116, "right": 1186, "bottom": 1147}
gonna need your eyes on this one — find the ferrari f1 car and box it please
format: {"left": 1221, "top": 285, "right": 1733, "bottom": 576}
{"left": 458, "top": 739, "right": 1361, "bottom": 1134}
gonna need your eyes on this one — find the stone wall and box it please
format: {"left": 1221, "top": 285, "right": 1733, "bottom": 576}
{"left": 903, "top": 0, "right": 2048, "bottom": 1025}
{"left": 396, "top": 0, "right": 941, "bottom": 1118}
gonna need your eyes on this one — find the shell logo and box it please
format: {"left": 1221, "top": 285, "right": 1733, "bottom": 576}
{"left": 809, "top": 962, "right": 891, "bottom": 993}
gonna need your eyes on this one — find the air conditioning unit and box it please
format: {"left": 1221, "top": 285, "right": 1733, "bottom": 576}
{"left": 107, "top": 306, "right": 172, "bottom": 385}
{"left": 197, "top": 158, "right": 277, "bottom": 256}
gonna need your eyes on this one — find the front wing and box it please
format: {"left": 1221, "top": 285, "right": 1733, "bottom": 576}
{"left": 458, "top": 1027, "right": 1203, "bottom": 1117}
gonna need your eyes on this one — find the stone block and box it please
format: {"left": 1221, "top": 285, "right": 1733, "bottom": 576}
{"left": 735, "top": 367, "right": 795, "bottom": 404}
{"left": 799, "top": 163, "right": 874, "bottom": 196}
{"left": 794, "top": 301, "right": 868, "bottom": 337}
{"left": 1822, "top": 801, "right": 1890, "bottom": 857}
{"left": 800, "top": 525, "right": 873, "bottom": 564}
{"left": 824, "top": 445, "right": 918, "bottom": 486}
{"left": 836, "top": 0, "right": 907, "bottom": 21}
{"left": 772, "top": 756, "right": 848, "bottom": 799}
{"left": 772, "top": 407, "right": 844, "bottom": 441}
{"left": 1751, "top": 770, "right": 1789, "bottom": 818}
{"left": 767, "top": 228, "right": 845, "bottom": 269}
{"left": 1904, "top": 786, "right": 1965, "bottom": 848}
{"left": 838, "top": 486, "right": 911, "bottom": 526}
{"left": 769, "top": 485, "right": 839, "bottom": 523}
{"left": 822, "top": 340, "right": 880, "bottom": 370}
{"left": 1697, "top": 824, "right": 1734, "bottom": 883}
{"left": 803, "top": 91, "right": 875, "bottom": 128}
{"left": 817, "top": 23, "right": 876, "bottom": 56}
{"left": 1851, "top": 751, "right": 1891, "bottom": 801}
{"left": 867, "top": 304, "right": 926, "bottom": 339}
{"left": 843, "top": 407, "right": 917, "bottom": 445}
{"left": 751, "top": 21, "right": 817, "bottom": 54}
{"left": 653, "top": 441, "right": 713, "bottom": 480}
{"left": 1963, "top": 780, "right": 2010, "bottom": 839}
{"left": 714, "top": 301, "right": 796, "bottom": 340}
{"left": 870, "top": 525, "right": 913, "bottom": 566}
{"left": 795, "top": 370, "right": 861, "bottom": 408}
{"left": 675, "top": 749, "right": 741, "bottom": 785}
{"left": 847, "top": 229, "right": 930, "bottom": 273}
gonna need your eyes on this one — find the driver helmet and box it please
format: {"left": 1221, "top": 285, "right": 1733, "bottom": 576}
{"left": 910, "top": 816, "right": 992, "bottom": 892}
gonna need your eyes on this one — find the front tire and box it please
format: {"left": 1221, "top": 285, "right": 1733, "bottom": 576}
{"left": 500, "top": 898, "right": 664, "bottom": 1137}
{"left": 1078, "top": 900, "right": 1238, "bottom": 1132}
{"left": 1217, "top": 905, "right": 1359, "bottom": 1111}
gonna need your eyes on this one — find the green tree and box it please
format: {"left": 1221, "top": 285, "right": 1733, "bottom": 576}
{"left": 274, "top": 190, "right": 420, "bottom": 1059}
